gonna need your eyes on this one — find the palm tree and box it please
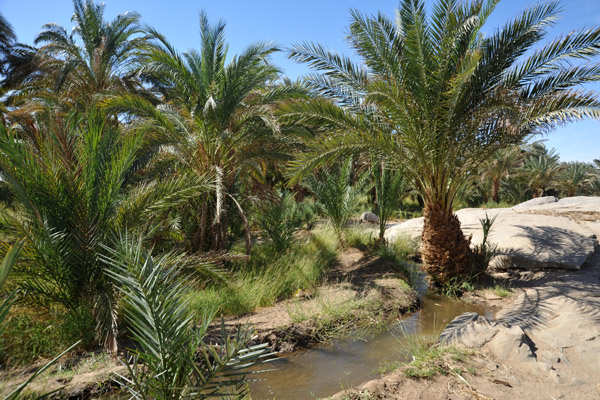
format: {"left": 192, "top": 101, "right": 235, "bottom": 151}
{"left": 105, "top": 12, "right": 305, "bottom": 252}
{"left": 32, "top": 0, "right": 147, "bottom": 107}
{"left": 283, "top": 0, "right": 600, "bottom": 285}
{"left": 0, "top": 13, "right": 16, "bottom": 73}
{"left": 372, "top": 160, "right": 406, "bottom": 242}
{"left": 0, "top": 13, "right": 38, "bottom": 122}
{"left": 483, "top": 146, "right": 522, "bottom": 203}
{"left": 559, "top": 161, "right": 594, "bottom": 197}
{"left": 521, "top": 153, "right": 564, "bottom": 197}
{"left": 0, "top": 107, "right": 211, "bottom": 353}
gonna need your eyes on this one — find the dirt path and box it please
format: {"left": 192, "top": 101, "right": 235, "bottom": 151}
{"left": 330, "top": 248, "right": 600, "bottom": 400}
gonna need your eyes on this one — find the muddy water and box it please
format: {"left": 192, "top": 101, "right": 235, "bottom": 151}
{"left": 248, "top": 294, "right": 492, "bottom": 400}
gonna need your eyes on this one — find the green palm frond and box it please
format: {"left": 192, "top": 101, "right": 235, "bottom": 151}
{"left": 103, "top": 237, "right": 274, "bottom": 399}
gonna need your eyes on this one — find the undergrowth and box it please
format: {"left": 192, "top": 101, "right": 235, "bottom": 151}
{"left": 187, "top": 227, "right": 338, "bottom": 318}
{"left": 0, "top": 305, "right": 95, "bottom": 367}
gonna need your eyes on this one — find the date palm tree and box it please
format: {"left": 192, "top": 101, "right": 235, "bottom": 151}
{"left": 483, "top": 146, "right": 522, "bottom": 203}
{"left": 559, "top": 161, "right": 593, "bottom": 197}
{"left": 105, "top": 12, "right": 305, "bottom": 252}
{"left": 283, "top": 0, "right": 600, "bottom": 284}
{"left": 0, "top": 13, "right": 38, "bottom": 122}
{"left": 32, "top": 0, "right": 147, "bottom": 107}
{"left": 521, "top": 152, "right": 563, "bottom": 197}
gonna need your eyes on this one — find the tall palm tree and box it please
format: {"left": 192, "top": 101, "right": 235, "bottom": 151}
{"left": 32, "top": 0, "right": 147, "bottom": 107}
{"left": 559, "top": 161, "right": 593, "bottom": 197}
{"left": 283, "top": 0, "right": 600, "bottom": 284}
{"left": 105, "top": 12, "right": 305, "bottom": 252}
{"left": 483, "top": 146, "right": 522, "bottom": 203}
{"left": 0, "top": 12, "right": 16, "bottom": 73}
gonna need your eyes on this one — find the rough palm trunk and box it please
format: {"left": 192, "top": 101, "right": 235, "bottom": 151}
{"left": 491, "top": 179, "right": 501, "bottom": 203}
{"left": 421, "top": 202, "right": 472, "bottom": 286}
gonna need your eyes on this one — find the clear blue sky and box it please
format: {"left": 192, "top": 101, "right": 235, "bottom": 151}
{"left": 1, "top": 0, "right": 599, "bottom": 162}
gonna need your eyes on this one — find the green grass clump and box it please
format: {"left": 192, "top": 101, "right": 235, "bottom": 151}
{"left": 344, "top": 226, "right": 376, "bottom": 250}
{"left": 376, "top": 234, "right": 417, "bottom": 261}
{"left": 188, "top": 229, "right": 337, "bottom": 318}
{"left": 287, "top": 288, "right": 385, "bottom": 341}
{"left": 404, "top": 345, "right": 473, "bottom": 378}
{"left": 493, "top": 284, "right": 512, "bottom": 298}
{"left": 0, "top": 306, "right": 95, "bottom": 366}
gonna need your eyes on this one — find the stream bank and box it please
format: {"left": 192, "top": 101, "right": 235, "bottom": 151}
{"left": 0, "top": 248, "right": 419, "bottom": 399}
{"left": 329, "top": 248, "right": 600, "bottom": 400}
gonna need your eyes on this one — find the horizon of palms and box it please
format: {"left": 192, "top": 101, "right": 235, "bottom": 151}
{"left": 28, "top": 0, "right": 147, "bottom": 108}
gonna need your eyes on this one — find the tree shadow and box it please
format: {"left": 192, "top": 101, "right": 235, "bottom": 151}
{"left": 495, "top": 225, "right": 594, "bottom": 270}
{"left": 495, "top": 246, "right": 600, "bottom": 331}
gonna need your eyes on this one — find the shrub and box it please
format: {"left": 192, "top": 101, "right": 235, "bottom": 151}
{"left": 104, "top": 238, "right": 274, "bottom": 399}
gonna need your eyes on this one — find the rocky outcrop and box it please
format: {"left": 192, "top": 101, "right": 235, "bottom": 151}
{"left": 385, "top": 196, "right": 600, "bottom": 271}
{"left": 360, "top": 211, "right": 380, "bottom": 224}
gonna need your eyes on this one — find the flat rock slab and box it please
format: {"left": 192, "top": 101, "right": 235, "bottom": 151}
{"left": 385, "top": 196, "right": 600, "bottom": 270}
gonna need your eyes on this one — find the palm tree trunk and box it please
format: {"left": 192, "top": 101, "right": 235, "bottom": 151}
{"left": 491, "top": 179, "right": 501, "bottom": 203}
{"left": 213, "top": 166, "right": 225, "bottom": 250}
{"left": 421, "top": 201, "right": 472, "bottom": 286}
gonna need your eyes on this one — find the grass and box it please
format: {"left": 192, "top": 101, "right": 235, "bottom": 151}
{"left": 0, "top": 306, "right": 95, "bottom": 367}
{"left": 344, "top": 226, "right": 377, "bottom": 250}
{"left": 377, "top": 320, "right": 476, "bottom": 379}
{"left": 404, "top": 345, "right": 473, "bottom": 378}
{"left": 286, "top": 285, "right": 387, "bottom": 341}
{"left": 379, "top": 338, "right": 474, "bottom": 379}
{"left": 492, "top": 283, "right": 512, "bottom": 298}
{"left": 187, "top": 227, "right": 338, "bottom": 318}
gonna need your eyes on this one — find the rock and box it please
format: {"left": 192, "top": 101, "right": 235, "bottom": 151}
{"left": 538, "top": 361, "right": 553, "bottom": 372}
{"left": 484, "top": 292, "right": 503, "bottom": 300}
{"left": 549, "top": 369, "right": 570, "bottom": 384}
{"left": 571, "top": 377, "right": 586, "bottom": 386}
{"left": 360, "top": 211, "right": 380, "bottom": 224}
{"left": 511, "top": 196, "right": 558, "bottom": 209}
{"left": 385, "top": 196, "right": 600, "bottom": 271}
{"left": 487, "top": 325, "right": 536, "bottom": 362}
{"left": 486, "top": 362, "right": 498, "bottom": 371}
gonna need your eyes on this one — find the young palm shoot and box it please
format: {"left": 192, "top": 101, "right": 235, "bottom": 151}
{"left": 104, "top": 238, "right": 275, "bottom": 399}
{"left": 303, "top": 158, "right": 367, "bottom": 244}
{"left": 372, "top": 160, "right": 407, "bottom": 244}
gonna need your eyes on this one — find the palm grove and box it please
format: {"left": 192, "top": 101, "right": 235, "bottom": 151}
{"left": 1, "top": 0, "right": 600, "bottom": 396}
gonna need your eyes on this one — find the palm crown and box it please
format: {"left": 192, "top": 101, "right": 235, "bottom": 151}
{"left": 33, "top": 0, "right": 146, "bottom": 106}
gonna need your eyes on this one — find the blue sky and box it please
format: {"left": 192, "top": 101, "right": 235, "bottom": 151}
{"left": 1, "top": 0, "right": 599, "bottom": 162}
